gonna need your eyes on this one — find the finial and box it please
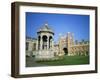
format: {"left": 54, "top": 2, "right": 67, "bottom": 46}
{"left": 45, "top": 21, "right": 48, "bottom": 26}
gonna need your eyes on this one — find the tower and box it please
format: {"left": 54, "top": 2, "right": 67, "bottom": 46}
{"left": 66, "top": 32, "right": 74, "bottom": 56}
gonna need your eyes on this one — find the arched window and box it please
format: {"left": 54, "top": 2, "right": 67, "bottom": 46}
{"left": 33, "top": 43, "right": 36, "bottom": 51}
{"left": 49, "top": 36, "right": 53, "bottom": 49}
{"left": 42, "top": 35, "right": 47, "bottom": 50}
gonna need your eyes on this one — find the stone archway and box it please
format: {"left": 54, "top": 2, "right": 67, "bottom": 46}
{"left": 42, "top": 35, "right": 47, "bottom": 50}
{"left": 49, "top": 36, "right": 53, "bottom": 49}
{"left": 63, "top": 48, "right": 68, "bottom": 55}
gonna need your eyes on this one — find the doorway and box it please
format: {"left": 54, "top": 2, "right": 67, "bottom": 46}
{"left": 63, "top": 48, "right": 68, "bottom": 55}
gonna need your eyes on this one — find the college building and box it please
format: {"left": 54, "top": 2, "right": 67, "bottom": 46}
{"left": 26, "top": 23, "right": 89, "bottom": 60}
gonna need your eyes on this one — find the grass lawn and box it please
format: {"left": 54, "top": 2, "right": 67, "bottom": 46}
{"left": 37, "top": 55, "right": 89, "bottom": 66}
{"left": 26, "top": 55, "right": 89, "bottom": 67}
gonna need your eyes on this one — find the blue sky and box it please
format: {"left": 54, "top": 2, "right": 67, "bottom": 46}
{"left": 26, "top": 12, "right": 89, "bottom": 42}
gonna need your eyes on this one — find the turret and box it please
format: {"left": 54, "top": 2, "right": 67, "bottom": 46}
{"left": 66, "top": 32, "right": 74, "bottom": 56}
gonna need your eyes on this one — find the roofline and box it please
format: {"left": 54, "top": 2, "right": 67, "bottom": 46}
{"left": 37, "top": 31, "right": 54, "bottom": 35}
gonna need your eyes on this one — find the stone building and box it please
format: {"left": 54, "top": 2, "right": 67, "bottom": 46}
{"left": 26, "top": 23, "right": 55, "bottom": 60}
{"left": 58, "top": 32, "right": 89, "bottom": 56}
{"left": 26, "top": 37, "right": 37, "bottom": 56}
{"left": 26, "top": 23, "right": 89, "bottom": 60}
{"left": 35, "top": 23, "right": 55, "bottom": 60}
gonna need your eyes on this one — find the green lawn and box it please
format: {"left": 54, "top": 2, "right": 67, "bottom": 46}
{"left": 37, "top": 55, "right": 89, "bottom": 66}
{"left": 26, "top": 55, "right": 89, "bottom": 67}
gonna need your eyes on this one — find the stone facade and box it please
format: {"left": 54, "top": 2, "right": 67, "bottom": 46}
{"left": 35, "top": 23, "right": 55, "bottom": 60}
{"left": 26, "top": 23, "right": 89, "bottom": 60}
{"left": 26, "top": 37, "right": 37, "bottom": 56}
{"left": 26, "top": 23, "right": 55, "bottom": 60}
{"left": 58, "top": 32, "right": 89, "bottom": 56}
